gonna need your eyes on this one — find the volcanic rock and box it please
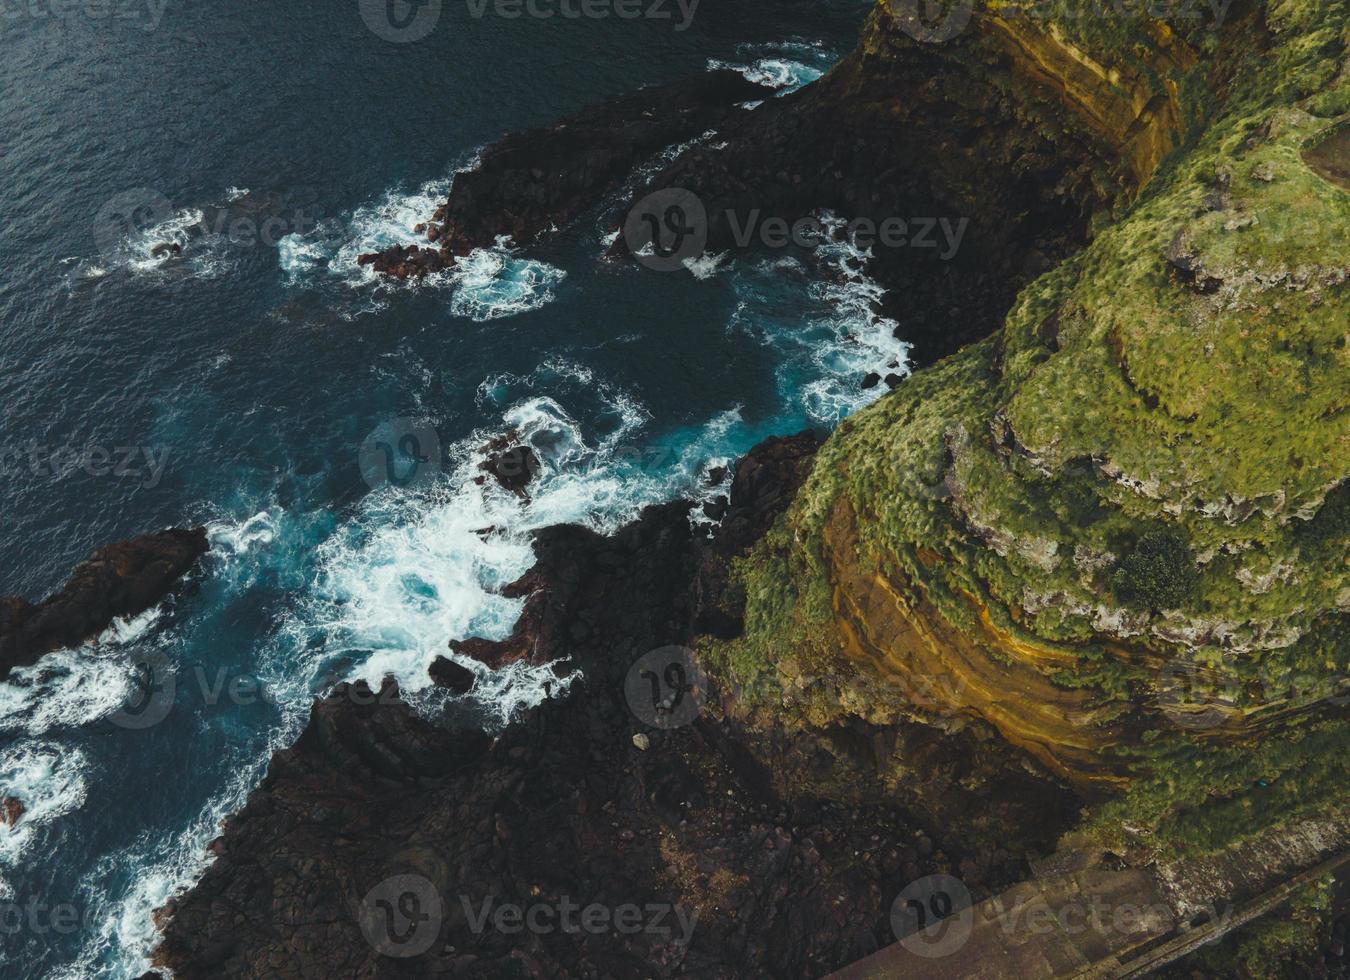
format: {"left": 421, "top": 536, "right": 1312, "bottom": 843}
{"left": 0, "top": 527, "right": 209, "bottom": 681}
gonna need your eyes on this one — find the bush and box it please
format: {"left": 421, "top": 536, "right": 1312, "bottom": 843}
{"left": 1112, "top": 528, "right": 1199, "bottom": 611}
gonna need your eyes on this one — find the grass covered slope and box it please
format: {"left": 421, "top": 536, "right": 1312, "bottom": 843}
{"left": 707, "top": 0, "right": 1348, "bottom": 856}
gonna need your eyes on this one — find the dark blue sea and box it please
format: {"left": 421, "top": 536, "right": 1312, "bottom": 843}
{"left": 0, "top": 2, "right": 895, "bottom": 974}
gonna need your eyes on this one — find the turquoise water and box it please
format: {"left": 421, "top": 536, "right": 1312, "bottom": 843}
{"left": 0, "top": 3, "right": 900, "bottom": 975}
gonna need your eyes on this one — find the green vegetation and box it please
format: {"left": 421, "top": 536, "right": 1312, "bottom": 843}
{"left": 1111, "top": 528, "right": 1199, "bottom": 611}
{"left": 703, "top": 0, "right": 1350, "bottom": 898}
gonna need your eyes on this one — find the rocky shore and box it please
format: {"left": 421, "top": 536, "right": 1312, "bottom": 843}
{"left": 0, "top": 526, "right": 209, "bottom": 681}
{"left": 146, "top": 434, "right": 1076, "bottom": 978}
{"left": 356, "top": 69, "right": 771, "bottom": 279}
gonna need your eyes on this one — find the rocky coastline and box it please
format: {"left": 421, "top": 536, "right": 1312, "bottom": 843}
{"left": 146, "top": 434, "right": 1076, "bottom": 979}
{"left": 138, "top": 0, "right": 1349, "bottom": 975}
{"left": 0, "top": 526, "right": 209, "bottom": 682}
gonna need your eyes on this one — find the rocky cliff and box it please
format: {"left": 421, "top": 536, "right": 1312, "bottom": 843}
{"left": 709, "top": 0, "right": 1348, "bottom": 862}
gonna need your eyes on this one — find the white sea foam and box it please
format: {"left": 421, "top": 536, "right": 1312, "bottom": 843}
{"left": 277, "top": 158, "right": 566, "bottom": 322}
{"left": 207, "top": 510, "right": 277, "bottom": 558}
{"left": 0, "top": 743, "right": 90, "bottom": 896}
{"left": 70, "top": 744, "right": 278, "bottom": 980}
{"left": 708, "top": 39, "right": 836, "bottom": 94}
{"left": 448, "top": 239, "right": 567, "bottom": 321}
{"left": 729, "top": 210, "right": 911, "bottom": 425}
{"left": 684, "top": 251, "right": 727, "bottom": 280}
{"left": 0, "top": 610, "right": 162, "bottom": 736}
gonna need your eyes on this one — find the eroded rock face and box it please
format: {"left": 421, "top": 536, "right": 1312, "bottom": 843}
{"left": 0, "top": 527, "right": 209, "bottom": 681}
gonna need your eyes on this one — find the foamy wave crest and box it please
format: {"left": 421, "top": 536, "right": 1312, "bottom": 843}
{"left": 70, "top": 746, "right": 278, "bottom": 979}
{"left": 684, "top": 252, "right": 727, "bottom": 280}
{"left": 207, "top": 510, "right": 277, "bottom": 558}
{"left": 0, "top": 743, "right": 90, "bottom": 895}
{"left": 84, "top": 203, "right": 245, "bottom": 283}
{"left": 0, "top": 609, "right": 163, "bottom": 736}
{"left": 708, "top": 39, "right": 837, "bottom": 94}
{"left": 276, "top": 362, "right": 736, "bottom": 720}
{"left": 277, "top": 160, "right": 567, "bottom": 321}
{"left": 448, "top": 239, "right": 567, "bottom": 321}
{"left": 729, "top": 211, "right": 911, "bottom": 425}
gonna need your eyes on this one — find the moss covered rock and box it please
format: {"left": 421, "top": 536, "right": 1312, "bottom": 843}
{"left": 708, "top": 0, "right": 1349, "bottom": 857}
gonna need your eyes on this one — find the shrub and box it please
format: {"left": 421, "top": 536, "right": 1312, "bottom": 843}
{"left": 1112, "top": 527, "right": 1199, "bottom": 610}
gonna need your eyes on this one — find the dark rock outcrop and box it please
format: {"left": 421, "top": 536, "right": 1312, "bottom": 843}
{"left": 477, "top": 433, "right": 541, "bottom": 499}
{"left": 357, "top": 70, "right": 771, "bottom": 274}
{"left": 427, "top": 656, "right": 476, "bottom": 695}
{"left": 0, "top": 796, "right": 24, "bottom": 828}
{"left": 0, "top": 527, "right": 209, "bottom": 681}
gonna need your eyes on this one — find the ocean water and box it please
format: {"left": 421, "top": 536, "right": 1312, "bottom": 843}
{"left": 0, "top": 2, "right": 895, "bottom": 976}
